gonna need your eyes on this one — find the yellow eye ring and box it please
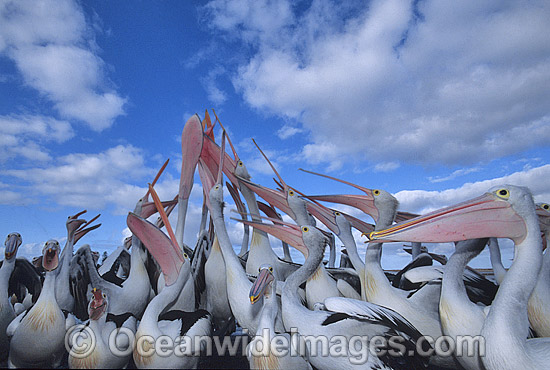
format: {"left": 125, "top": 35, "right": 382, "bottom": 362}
{"left": 238, "top": 161, "right": 243, "bottom": 167}
{"left": 302, "top": 226, "right": 309, "bottom": 232}
{"left": 542, "top": 203, "right": 550, "bottom": 210}
{"left": 373, "top": 189, "right": 381, "bottom": 196}
{"left": 184, "top": 253, "right": 189, "bottom": 259}
{"left": 496, "top": 188, "right": 510, "bottom": 199}
{"left": 269, "top": 267, "right": 273, "bottom": 272}
{"left": 334, "top": 211, "right": 341, "bottom": 216}
{"left": 289, "top": 190, "right": 295, "bottom": 196}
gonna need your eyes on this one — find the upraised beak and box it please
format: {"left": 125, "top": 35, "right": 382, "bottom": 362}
{"left": 306, "top": 193, "right": 379, "bottom": 223}
{"left": 238, "top": 177, "right": 296, "bottom": 219}
{"left": 304, "top": 201, "right": 339, "bottom": 235}
{"left": 249, "top": 268, "right": 274, "bottom": 304}
{"left": 367, "top": 192, "right": 527, "bottom": 244}
{"left": 239, "top": 219, "right": 309, "bottom": 257}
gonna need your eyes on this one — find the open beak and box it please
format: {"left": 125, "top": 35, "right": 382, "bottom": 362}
{"left": 74, "top": 213, "right": 101, "bottom": 244}
{"left": 67, "top": 210, "right": 88, "bottom": 235}
{"left": 249, "top": 268, "right": 274, "bottom": 304}
{"left": 89, "top": 288, "right": 107, "bottom": 320}
{"left": 367, "top": 192, "right": 527, "bottom": 244}
{"left": 4, "top": 233, "right": 22, "bottom": 260}
{"left": 42, "top": 241, "right": 60, "bottom": 271}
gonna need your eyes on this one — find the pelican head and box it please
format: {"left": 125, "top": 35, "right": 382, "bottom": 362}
{"left": 89, "top": 288, "right": 108, "bottom": 320}
{"left": 42, "top": 240, "right": 60, "bottom": 271}
{"left": 249, "top": 264, "right": 274, "bottom": 304}
{"left": 368, "top": 185, "right": 534, "bottom": 245}
{"left": 5, "top": 232, "right": 22, "bottom": 260}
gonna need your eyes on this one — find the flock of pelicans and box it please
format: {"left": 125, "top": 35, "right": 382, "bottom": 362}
{"left": 1, "top": 112, "right": 550, "bottom": 370}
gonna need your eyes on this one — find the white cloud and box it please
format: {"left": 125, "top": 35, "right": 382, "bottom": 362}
{"left": 374, "top": 162, "right": 400, "bottom": 173}
{"left": 0, "top": 114, "right": 74, "bottom": 163}
{"left": 200, "top": 65, "right": 228, "bottom": 105}
{"left": 0, "top": 0, "right": 126, "bottom": 131}
{"left": 428, "top": 166, "right": 481, "bottom": 183}
{"left": 395, "top": 164, "right": 550, "bottom": 214}
{"left": 203, "top": 0, "right": 550, "bottom": 167}
{"left": 277, "top": 124, "right": 304, "bottom": 140}
{"left": 2, "top": 145, "right": 153, "bottom": 212}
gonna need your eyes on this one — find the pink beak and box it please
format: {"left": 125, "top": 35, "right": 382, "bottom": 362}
{"left": 368, "top": 192, "right": 527, "bottom": 244}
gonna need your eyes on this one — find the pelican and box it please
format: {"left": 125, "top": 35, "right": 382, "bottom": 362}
{"left": 438, "top": 238, "right": 489, "bottom": 370}
{"left": 57, "top": 210, "right": 101, "bottom": 314}
{"left": 68, "top": 288, "right": 136, "bottom": 369}
{"left": 247, "top": 264, "right": 312, "bottom": 370}
{"left": 300, "top": 170, "right": 453, "bottom": 368}
{"left": 198, "top": 132, "right": 282, "bottom": 334}
{"left": 369, "top": 185, "right": 549, "bottom": 370}
{"left": 128, "top": 187, "right": 211, "bottom": 369}
{"left": 200, "top": 124, "right": 297, "bottom": 281}
{"left": 8, "top": 240, "right": 71, "bottom": 368}
{"left": 488, "top": 238, "right": 507, "bottom": 285}
{"left": 242, "top": 218, "right": 430, "bottom": 370}
{"left": 239, "top": 144, "right": 360, "bottom": 306}
{"left": 0, "top": 233, "right": 22, "bottom": 360}
{"left": 527, "top": 202, "right": 550, "bottom": 337}
{"left": 69, "top": 160, "right": 178, "bottom": 319}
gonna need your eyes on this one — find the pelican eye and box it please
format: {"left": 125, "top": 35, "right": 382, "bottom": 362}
{"left": 373, "top": 189, "right": 381, "bottom": 196}
{"left": 542, "top": 203, "right": 550, "bottom": 210}
{"left": 289, "top": 190, "right": 295, "bottom": 196}
{"left": 183, "top": 253, "right": 189, "bottom": 259}
{"left": 102, "top": 293, "right": 106, "bottom": 298}
{"left": 496, "top": 188, "right": 510, "bottom": 199}
{"left": 334, "top": 211, "right": 341, "bottom": 216}
{"left": 238, "top": 161, "right": 243, "bottom": 167}
{"left": 302, "top": 226, "right": 309, "bottom": 232}
{"left": 214, "top": 185, "right": 220, "bottom": 190}
{"left": 269, "top": 266, "right": 273, "bottom": 272}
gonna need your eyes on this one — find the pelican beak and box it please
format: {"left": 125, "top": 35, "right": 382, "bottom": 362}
{"left": 299, "top": 168, "right": 380, "bottom": 221}
{"left": 249, "top": 267, "right": 274, "bottom": 304}
{"left": 239, "top": 219, "right": 309, "bottom": 257}
{"left": 303, "top": 201, "right": 339, "bottom": 235}
{"left": 42, "top": 241, "right": 60, "bottom": 271}
{"left": 367, "top": 191, "right": 527, "bottom": 244}
{"left": 307, "top": 193, "right": 379, "bottom": 223}
{"left": 89, "top": 288, "right": 107, "bottom": 320}
{"left": 4, "top": 233, "right": 22, "bottom": 260}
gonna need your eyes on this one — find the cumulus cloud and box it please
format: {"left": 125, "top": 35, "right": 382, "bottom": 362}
{"left": 200, "top": 65, "right": 228, "bottom": 105}
{"left": 202, "top": 0, "right": 550, "bottom": 169}
{"left": 277, "top": 124, "right": 304, "bottom": 140}
{"left": 374, "top": 162, "right": 400, "bottom": 173}
{"left": 0, "top": 0, "right": 126, "bottom": 131}
{"left": 2, "top": 145, "right": 153, "bottom": 212}
{"left": 0, "top": 114, "right": 74, "bottom": 163}
{"left": 428, "top": 166, "right": 481, "bottom": 183}
{"left": 395, "top": 164, "right": 550, "bottom": 214}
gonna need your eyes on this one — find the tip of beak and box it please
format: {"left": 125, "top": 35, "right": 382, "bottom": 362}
{"left": 361, "top": 231, "right": 375, "bottom": 242}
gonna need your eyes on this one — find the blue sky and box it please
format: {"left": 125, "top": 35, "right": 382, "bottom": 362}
{"left": 1, "top": 0, "right": 549, "bottom": 269}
